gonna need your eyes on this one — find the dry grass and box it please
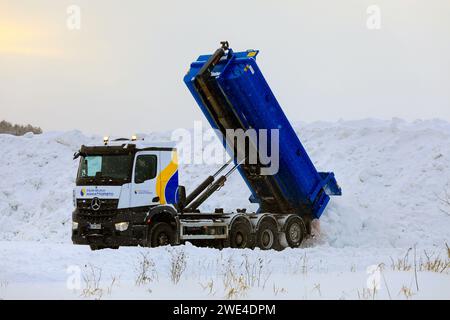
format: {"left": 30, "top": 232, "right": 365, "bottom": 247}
{"left": 199, "top": 255, "right": 273, "bottom": 299}
{"left": 221, "top": 257, "right": 249, "bottom": 299}
{"left": 357, "top": 287, "right": 377, "bottom": 300}
{"left": 135, "top": 253, "right": 158, "bottom": 286}
{"left": 420, "top": 250, "right": 450, "bottom": 273}
{"left": 300, "top": 252, "right": 309, "bottom": 275}
{"left": 399, "top": 285, "right": 414, "bottom": 299}
{"left": 200, "top": 280, "right": 216, "bottom": 296}
{"left": 390, "top": 248, "right": 413, "bottom": 271}
{"left": 273, "top": 284, "right": 288, "bottom": 296}
{"left": 169, "top": 248, "right": 187, "bottom": 284}
{"left": 81, "top": 264, "right": 103, "bottom": 299}
{"left": 311, "top": 283, "right": 321, "bottom": 297}
{"left": 285, "top": 253, "right": 309, "bottom": 275}
{"left": 390, "top": 245, "right": 449, "bottom": 274}
{"left": 436, "top": 188, "right": 450, "bottom": 216}
{"left": 0, "top": 280, "right": 8, "bottom": 299}
{"left": 242, "top": 255, "right": 272, "bottom": 288}
{"left": 79, "top": 265, "right": 119, "bottom": 299}
{"left": 221, "top": 255, "right": 273, "bottom": 299}
{"left": 224, "top": 276, "right": 249, "bottom": 299}
{"left": 106, "top": 275, "right": 119, "bottom": 296}
{"left": 446, "top": 243, "right": 450, "bottom": 259}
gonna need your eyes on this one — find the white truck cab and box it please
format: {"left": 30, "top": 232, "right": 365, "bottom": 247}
{"left": 74, "top": 139, "right": 179, "bottom": 209}
{"left": 72, "top": 138, "right": 191, "bottom": 250}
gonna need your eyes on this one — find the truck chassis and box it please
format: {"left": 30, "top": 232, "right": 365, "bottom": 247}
{"left": 72, "top": 204, "right": 309, "bottom": 250}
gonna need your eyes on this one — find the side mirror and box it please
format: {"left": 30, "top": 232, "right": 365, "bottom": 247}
{"left": 73, "top": 150, "right": 86, "bottom": 160}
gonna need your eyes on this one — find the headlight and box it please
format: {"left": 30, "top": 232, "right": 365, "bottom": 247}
{"left": 72, "top": 221, "right": 79, "bottom": 230}
{"left": 115, "top": 222, "right": 129, "bottom": 232}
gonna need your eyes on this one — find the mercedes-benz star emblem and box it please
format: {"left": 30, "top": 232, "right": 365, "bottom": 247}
{"left": 91, "top": 197, "right": 101, "bottom": 211}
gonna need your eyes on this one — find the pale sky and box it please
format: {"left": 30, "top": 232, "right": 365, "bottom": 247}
{"left": 1, "top": 0, "right": 449, "bottom": 136}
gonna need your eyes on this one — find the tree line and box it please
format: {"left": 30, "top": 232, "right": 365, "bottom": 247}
{"left": 0, "top": 120, "right": 43, "bottom": 135}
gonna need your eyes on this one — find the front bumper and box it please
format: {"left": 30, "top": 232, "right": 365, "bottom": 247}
{"left": 72, "top": 208, "right": 148, "bottom": 247}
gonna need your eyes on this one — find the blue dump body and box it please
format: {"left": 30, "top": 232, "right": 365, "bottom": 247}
{"left": 184, "top": 45, "right": 341, "bottom": 219}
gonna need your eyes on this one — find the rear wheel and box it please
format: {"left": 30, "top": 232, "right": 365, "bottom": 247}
{"left": 256, "top": 220, "right": 279, "bottom": 250}
{"left": 150, "top": 222, "right": 175, "bottom": 247}
{"left": 229, "top": 220, "right": 252, "bottom": 249}
{"left": 284, "top": 216, "right": 306, "bottom": 248}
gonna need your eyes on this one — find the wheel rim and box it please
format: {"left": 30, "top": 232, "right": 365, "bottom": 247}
{"left": 157, "top": 232, "right": 169, "bottom": 246}
{"left": 235, "top": 232, "right": 245, "bottom": 247}
{"left": 261, "top": 229, "right": 274, "bottom": 249}
{"left": 288, "top": 222, "right": 301, "bottom": 243}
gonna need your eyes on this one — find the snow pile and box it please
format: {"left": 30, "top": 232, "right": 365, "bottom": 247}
{"left": 0, "top": 119, "right": 449, "bottom": 250}
{"left": 0, "top": 131, "right": 95, "bottom": 241}
{"left": 300, "top": 118, "right": 450, "bottom": 248}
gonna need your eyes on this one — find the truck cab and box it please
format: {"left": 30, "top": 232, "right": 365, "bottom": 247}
{"left": 72, "top": 137, "right": 182, "bottom": 250}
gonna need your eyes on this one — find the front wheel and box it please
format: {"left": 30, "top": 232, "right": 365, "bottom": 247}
{"left": 149, "top": 222, "right": 175, "bottom": 247}
{"left": 89, "top": 244, "right": 106, "bottom": 251}
{"left": 89, "top": 245, "right": 119, "bottom": 251}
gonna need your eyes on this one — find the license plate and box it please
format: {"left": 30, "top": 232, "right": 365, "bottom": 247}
{"left": 89, "top": 223, "right": 101, "bottom": 230}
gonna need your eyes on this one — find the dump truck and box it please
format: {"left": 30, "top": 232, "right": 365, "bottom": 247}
{"left": 71, "top": 42, "right": 341, "bottom": 250}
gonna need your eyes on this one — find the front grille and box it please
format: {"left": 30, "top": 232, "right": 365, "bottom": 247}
{"left": 76, "top": 198, "right": 119, "bottom": 222}
{"left": 77, "top": 199, "right": 119, "bottom": 211}
{"left": 77, "top": 210, "right": 116, "bottom": 223}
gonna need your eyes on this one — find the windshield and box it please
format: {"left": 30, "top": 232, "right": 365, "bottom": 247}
{"left": 78, "top": 154, "right": 133, "bottom": 184}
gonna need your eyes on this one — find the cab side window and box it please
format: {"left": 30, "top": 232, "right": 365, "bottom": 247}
{"left": 134, "top": 155, "right": 157, "bottom": 184}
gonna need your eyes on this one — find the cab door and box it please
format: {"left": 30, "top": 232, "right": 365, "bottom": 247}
{"left": 130, "top": 151, "right": 159, "bottom": 208}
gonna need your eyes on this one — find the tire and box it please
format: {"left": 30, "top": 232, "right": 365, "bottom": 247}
{"left": 284, "top": 216, "right": 306, "bottom": 248}
{"left": 229, "top": 220, "right": 252, "bottom": 249}
{"left": 256, "top": 220, "right": 280, "bottom": 250}
{"left": 89, "top": 245, "right": 106, "bottom": 251}
{"left": 150, "top": 222, "right": 175, "bottom": 247}
{"left": 89, "top": 245, "right": 118, "bottom": 251}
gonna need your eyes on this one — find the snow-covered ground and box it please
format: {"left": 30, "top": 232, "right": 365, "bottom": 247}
{"left": 0, "top": 119, "right": 449, "bottom": 299}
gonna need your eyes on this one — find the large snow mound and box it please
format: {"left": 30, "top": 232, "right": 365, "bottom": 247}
{"left": 0, "top": 119, "right": 449, "bottom": 249}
